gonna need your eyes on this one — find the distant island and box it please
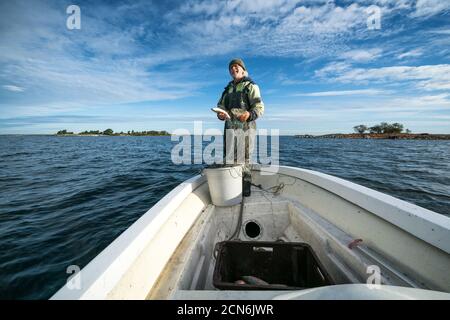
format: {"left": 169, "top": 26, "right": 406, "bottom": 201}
{"left": 56, "top": 129, "right": 170, "bottom": 136}
{"left": 295, "top": 122, "right": 450, "bottom": 140}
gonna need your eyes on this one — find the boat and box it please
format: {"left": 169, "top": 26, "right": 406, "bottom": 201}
{"left": 51, "top": 165, "right": 450, "bottom": 300}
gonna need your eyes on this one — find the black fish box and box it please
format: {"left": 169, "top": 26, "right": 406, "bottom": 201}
{"left": 213, "top": 241, "right": 334, "bottom": 290}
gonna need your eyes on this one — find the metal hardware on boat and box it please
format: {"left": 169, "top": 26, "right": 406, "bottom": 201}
{"left": 348, "top": 239, "right": 363, "bottom": 249}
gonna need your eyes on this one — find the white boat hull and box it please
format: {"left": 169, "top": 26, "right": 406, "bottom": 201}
{"left": 51, "top": 166, "right": 450, "bottom": 300}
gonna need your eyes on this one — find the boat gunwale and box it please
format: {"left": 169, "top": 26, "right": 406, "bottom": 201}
{"left": 51, "top": 174, "right": 207, "bottom": 299}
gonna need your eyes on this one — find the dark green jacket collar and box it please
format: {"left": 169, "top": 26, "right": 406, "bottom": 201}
{"left": 227, "top": 76, "right": 254, "bottom": 87}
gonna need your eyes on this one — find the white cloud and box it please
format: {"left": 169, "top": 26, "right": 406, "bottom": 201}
{"left": 293, "top": 89, "right": 387, "bottom": 96}
{"left": 428, "top": 29, "right": 450, "bottom": 35}
{"left": 178, "top": 1, "right": 224, "bottom": 16}
{"left": 261, "top": 93, "right": 450, "bottom": 123}
{"left": 177, "top": 0, "right": 302, "bottom": 19}
{"left": 314, "top": 62, "right": 353, "bottom": 78}
{"left": 166, "top": 1, "right": 388, "bottom": 58}
{"left": 2, "top": 85, "right": 25, "bottom": 92}
{"left": 340, "top": 49, "right": 383, "bottom": 62}
{"left": 316, "top": 63, "right": 450, "bottom": 91}
{"left": 411, "top": 0, "right": 450, "bottom": 18}
{"left": 0, "top": 0, "right": 211, "bottom": 112}
{"left": 397, "top": 49, "right": 423, "bottom": 59}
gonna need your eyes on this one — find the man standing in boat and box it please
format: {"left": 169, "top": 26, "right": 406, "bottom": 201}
{"left": 216, "top": 58, "right": 265, "bottom": 197}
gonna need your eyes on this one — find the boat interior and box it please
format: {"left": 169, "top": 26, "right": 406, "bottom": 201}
{"left": 51, "top": 166, "right": 450, "bottom": 300}
{"left": 140, "top": 167, "right": 450, "bottom": 299}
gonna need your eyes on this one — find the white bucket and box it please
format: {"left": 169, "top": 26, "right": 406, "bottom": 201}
{"left": 204, "top": 165, "right": 243, "bottom": 206}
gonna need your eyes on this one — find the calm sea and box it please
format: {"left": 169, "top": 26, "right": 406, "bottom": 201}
{"left": 0, "top": 135, "right": 449, "bottom": 299}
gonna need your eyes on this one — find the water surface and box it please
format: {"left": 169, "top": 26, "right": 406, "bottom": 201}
{"left": 0, "top": 135, "right": 448, "bottom": 299}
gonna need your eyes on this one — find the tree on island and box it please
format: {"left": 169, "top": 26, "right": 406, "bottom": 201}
{"left": 387, "top": 123, "right": 404, "bottom": 134}
{"left": 369, "top": 124, "right": 383, "bottom": 134}
{"left": 79, "top": 130, "right": 101, "bottom": 135}
{"left": 57, "top": 129, "right": 170, "bottom": 136}
{"left": 57, "top": 129, "right": 73, "bottom": 135}
{"left": 353, "top": 125, "right": 368, "bottom": 134}
{"left": 103, "top": 128, "right": 114, "bottom": 135}
{"left": 360, "top": 122, "right": 407, "bottom": 134}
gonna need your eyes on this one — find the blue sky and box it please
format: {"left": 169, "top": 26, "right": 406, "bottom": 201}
{"left": 0, "top": 0, "right": 449, "bottom": 135}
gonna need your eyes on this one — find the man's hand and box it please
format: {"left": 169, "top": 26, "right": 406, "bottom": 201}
{"left": 238, "top": 111, "right": 250, "bottom": 122}
{"left": 218, "top": 112, "right": 227, "bottom": 121}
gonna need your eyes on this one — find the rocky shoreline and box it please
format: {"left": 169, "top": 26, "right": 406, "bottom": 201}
{"left": 295, "top": 133, "right": 450, "bottom": 140}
